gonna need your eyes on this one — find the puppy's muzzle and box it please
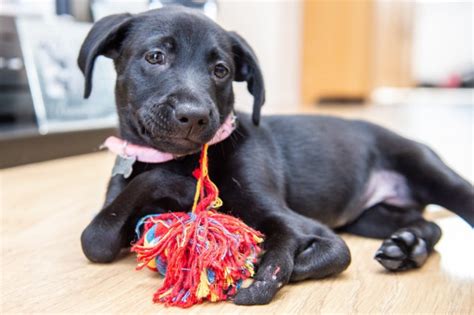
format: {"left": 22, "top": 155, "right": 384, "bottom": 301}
{"left": 138, "top": 95, "right": 218, "bottom": 145}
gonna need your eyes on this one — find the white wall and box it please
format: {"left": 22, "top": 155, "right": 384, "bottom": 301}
{"left": 412, "top": 1, "right": 473, "bottom": 84}
{"left": 0, "top": 0, "right": 55, "bottom": 17}
{"left": 218, "top": 0, "right": 303, "bottom": 114}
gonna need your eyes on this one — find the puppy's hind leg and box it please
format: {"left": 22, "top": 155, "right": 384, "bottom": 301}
{"left": 341, "top": 204, "right": 441, "bottom": 271}
{"left": 380, "top": 131, "right": 474, "bottom": 226}
{"left": 375, "top": 218, "right": 442, "bottom": 271}
{"left": 404, "top": 143, "right": 474, "bottom": 226}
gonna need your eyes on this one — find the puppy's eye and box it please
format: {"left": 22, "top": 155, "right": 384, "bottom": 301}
{"left": 145, "top": 51, "right": 166, "bottom": 65}
{"left": 214, "top": 63, "right": 229, "bottom": 79}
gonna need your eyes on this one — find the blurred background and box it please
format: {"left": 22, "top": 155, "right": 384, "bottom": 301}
{"left": 0, "top": 0, "right": 472, "bottom": 177}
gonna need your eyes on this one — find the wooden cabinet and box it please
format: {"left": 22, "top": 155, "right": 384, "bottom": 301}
{"left": 301, "top": 0, "right": 414, "bottom": 105}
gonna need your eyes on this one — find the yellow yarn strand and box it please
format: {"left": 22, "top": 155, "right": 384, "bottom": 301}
{"left": 191, "top": 144, "right": 207, "bottom": 213}
{"left": 191, "top": 144, "right": 222, "bottom": 213}
{"left": 196, "top": 269, "right": 211, "bottom": 299}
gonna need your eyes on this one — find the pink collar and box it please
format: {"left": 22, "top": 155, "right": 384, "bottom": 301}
{"left": 103, "top": 114, "right": 236, "bottom": 163}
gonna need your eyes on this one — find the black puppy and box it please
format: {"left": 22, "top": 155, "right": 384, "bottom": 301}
{"left": 78, "top": 7, "right": 473, "bottom": 305}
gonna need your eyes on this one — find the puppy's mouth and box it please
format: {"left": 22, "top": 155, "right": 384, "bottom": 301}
{"left": 160, "top": 137, "right": 204, "bottom": 154}
{"left": 135, "top": 116, "right": 216, "bottom": 155}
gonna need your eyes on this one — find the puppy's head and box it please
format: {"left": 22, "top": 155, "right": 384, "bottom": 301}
{"left": 78, "top": 6, "right": 265, "bottom": 155}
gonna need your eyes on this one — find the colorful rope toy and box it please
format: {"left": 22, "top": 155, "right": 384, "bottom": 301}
{"left": 131, "top": 143, "right": 264, "bottom": 308}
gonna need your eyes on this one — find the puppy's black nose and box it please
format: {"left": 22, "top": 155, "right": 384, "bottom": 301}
{"left": 174, "top": 105, "right": 210, "bottom": 128}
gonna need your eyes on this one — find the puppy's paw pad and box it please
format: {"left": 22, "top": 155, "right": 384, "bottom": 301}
{"left": 233, "top": 280, "right": 277, "bottom": 305}
{"left": 374, "top": 230, "right": 428, "bottom": 271}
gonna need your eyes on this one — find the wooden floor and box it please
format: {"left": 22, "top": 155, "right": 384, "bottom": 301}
{"left": 1, "top": 103, "right": 473, "bottom": 314}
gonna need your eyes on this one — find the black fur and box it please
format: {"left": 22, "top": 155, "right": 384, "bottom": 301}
{"left": 78, "top": 7, "right": 474, "bottom": 305}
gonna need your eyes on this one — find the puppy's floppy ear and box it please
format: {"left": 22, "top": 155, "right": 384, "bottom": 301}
{"left": 77, "top": 13, "right": 133, "bottom": 98}
{"left": 228, "top": 31, "right": 265, "bottom": 126}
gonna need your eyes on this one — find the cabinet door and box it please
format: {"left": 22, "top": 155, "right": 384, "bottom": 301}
{"left": 302, "top": 0, "right": 373, "bottom": 104}
{"left": 301, "top": 0, "right": 414, "bottom": 105}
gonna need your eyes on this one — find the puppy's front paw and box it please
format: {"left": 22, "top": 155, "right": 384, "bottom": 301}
{"left": 81, "top": 220, "right": 123, "bottom": 263}
{"left": 374, "top": 230, "right": 428, "bottom": 271}
{"left": 233, "top": 280, "right": 281, "bottom": 305}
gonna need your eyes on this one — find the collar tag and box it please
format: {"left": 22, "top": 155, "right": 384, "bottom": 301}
{"left": 112, "top": 155, "right": 136, "bottom": 178}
